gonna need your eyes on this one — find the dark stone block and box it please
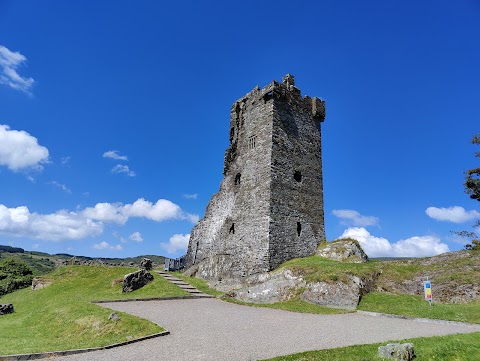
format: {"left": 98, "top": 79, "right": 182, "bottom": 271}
{"left": 0, "top": 304, "right": 14, "bottom": 315}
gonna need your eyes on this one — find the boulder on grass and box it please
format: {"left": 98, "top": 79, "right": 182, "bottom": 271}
{"left": 108, "top": 312, "right": 121, "bottom": 322}
{"left": 0, "top": 304, "right": 14, "bottom": 315}
{"left": 32, "top": 277, "right": 52, "bottom": 291}
{"left": 378, "top": 343, "right": 415, "bottom": 361}
{"left": 122, "top": 269, "right": 154, "bottom": 293}
{"left": 140, "top": 258, "right": 153, "bottom": 271}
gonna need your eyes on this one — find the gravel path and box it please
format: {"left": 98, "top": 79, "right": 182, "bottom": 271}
{"left": 55, "top": 298, "right": 480, "bottom": 361}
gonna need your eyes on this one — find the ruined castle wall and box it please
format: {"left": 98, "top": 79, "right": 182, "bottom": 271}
{"left": 186, "top": 86, "right": 274, "bottom": 280}
{"left": 268, "top": 84, "right": 326, "bottom": 270}
{"left": 185, "top": 75, "right": 326, "bottom": 284}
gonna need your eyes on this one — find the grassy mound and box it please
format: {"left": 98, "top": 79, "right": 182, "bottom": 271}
{"left": 0, "top": 265, "right": 189, "bottom": 355}
{"left": 359, "top": 292, "right": 480, "bottom": 324}
{"left": 261, "top": 332, "right": 480, "bottom": 360}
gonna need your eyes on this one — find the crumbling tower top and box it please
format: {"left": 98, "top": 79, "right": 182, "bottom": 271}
{"left": 282, "top": 73, "right": 295, "bottom": 87}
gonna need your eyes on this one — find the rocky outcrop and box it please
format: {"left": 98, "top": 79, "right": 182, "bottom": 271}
{"left": 0, "top": 304, "right": 14, "bottom": 315}
{"left": 233, "top": 269, "right": 305, "bottom": 303}
{"left": 378, "top": 343, "right": 415, "bottom": 361}
{"left": 301, "top": 275, "right": 373, "bottom": 310}
{"left": 140, "top": 258, "right": 153, "bottom": 271}
{"left": 316, "top": 238, "right": 368, "bottom": 263}
{"left": 377, "top": 250, "right": 480, "bottom": 304}
{"left": 32, "top": 277, "right": 52, "bottom": 291}
{"left": 122, "top": 269, "right": 154, "bottom": 293}
{"left": 231, "top": 267, "right": 378, "bottom": 310}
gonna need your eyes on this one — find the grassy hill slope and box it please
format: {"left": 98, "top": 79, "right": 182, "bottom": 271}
{"left": 0, "top": 265, "right": 189, "bottom": 356}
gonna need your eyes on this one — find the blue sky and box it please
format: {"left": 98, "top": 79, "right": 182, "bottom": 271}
{"left": 0, "top": 1, "right": 479, "bottom": 259}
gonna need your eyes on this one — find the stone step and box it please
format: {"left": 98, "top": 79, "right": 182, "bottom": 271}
{"left": 179, "top": 287, "right": 201, "bottom": 291}
{"left": 154, "top": 271, "right": 209, "bottom": 296}
{"left": 169, "top": 280, "right": 190, "bottom": 285}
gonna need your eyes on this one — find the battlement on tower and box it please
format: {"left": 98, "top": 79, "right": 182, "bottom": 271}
{"left": 231, "top": 74, "right": 325, "bottom": 124}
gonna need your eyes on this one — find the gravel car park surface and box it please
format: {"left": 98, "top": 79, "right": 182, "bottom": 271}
{"left": 54, "top": 298, "right": 480, "bottom": 361}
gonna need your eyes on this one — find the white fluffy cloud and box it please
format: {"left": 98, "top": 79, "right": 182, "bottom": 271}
{"left": 0, "top": 45, "right": 34, "bottom": 94}
{"left": 93, "top": 241, "right": 123, "bottom": 251}
{"left": 0, "top": 198, "right": 198, "bottom": 242}
{"left": 111, "top": 164, "right": 136, "bottom": 177}
{"left": 0, "top": 125, "right": 49, "bottom": 171}
{"left": 103, "top": 150, "right": 128, "bottom": 161}
{"left": 186, "top": 213, "right": 200, "bottom": 224}
{"left": 160, "top": 234, "right": 190, "bottom": 255}
{"left": 340, "top": 227, "right": 449, "bottom": 258}
{"left": 82, "top": 198, "right": 196, "bottom": 224}
{"left": 82, "top": 202, "right": 128, "bottom": 224}
{"left": 332, "top": 209, "right": 379, "bottom": 227}
{"left": 129, "top": 231, "right": 143, "bottom": 242}
{"left": 0, "top": 204, "right": 103, "bottom": 241}
{"left": 426, "top": 206, "right": 480, "bottom": 224}
{"left": 124, "top": 198, "right": 181, "bottom": 221}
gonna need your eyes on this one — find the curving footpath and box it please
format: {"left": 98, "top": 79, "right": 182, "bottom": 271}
{"left": 52, "top": 298, "right": 480, "bottom": 361}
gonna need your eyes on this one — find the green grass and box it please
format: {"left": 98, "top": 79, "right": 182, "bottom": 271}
{"left": 223, "top": 295, "right": 350, "bottom": 315}
{"left": 261, "top": 332, "right": 480, "bottom": 360}
{"left": 358, "top": 292, "right": 480, "bottom": 324}
{"left": 280, "top": 256, "right": 380, "bottom": 284}
{"left": 0, "top": 265, "right": 189, "bottom": 356}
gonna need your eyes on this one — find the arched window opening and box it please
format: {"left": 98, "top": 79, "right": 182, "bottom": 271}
{"left": 229, "top": 223, "right": 235, "bottom": 234}
{"left": 235, "top": 173, "right": 241, "bottom": 185}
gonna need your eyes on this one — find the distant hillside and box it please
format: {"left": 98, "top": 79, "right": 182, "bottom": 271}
{"left": 0, "top": 245, "right": 25, "bottom": 253}
{"left": 0, "top": 245, "right": 168, "bottom": 276}
{"left": 0, "top": 251, "right": 55, "bottom": 276}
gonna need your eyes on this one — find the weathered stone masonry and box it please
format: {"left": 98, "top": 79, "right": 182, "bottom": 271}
{"left": 185, "top": 74, "right": 326, "bottom": 284}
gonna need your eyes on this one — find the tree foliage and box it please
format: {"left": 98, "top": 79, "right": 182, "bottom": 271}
{"left": 0, "top": 258, "right": 34, "bottom": 297}
{"left": 0, "top": 245, "right": 25, "bottom": 254}
{"left": 464, "top": 133, "right": 480, "bottom": 203}
{"left": 459, "top": 133, "right": 480, "bottom": 251}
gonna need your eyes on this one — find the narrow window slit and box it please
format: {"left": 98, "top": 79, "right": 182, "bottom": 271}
{"left": 294, "top": 170, "right": 302, "bottom": 182}
{"left": 297, "top": 222, "right": 302, "bottom": 237}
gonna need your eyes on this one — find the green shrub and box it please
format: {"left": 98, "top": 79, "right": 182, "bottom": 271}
{"left": 0, "top": 258, "right": 34, "bottom": 296}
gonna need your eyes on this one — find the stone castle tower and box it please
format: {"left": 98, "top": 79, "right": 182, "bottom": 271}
{"left": 185, "top": 74, "right": 326, "bottom": 284}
